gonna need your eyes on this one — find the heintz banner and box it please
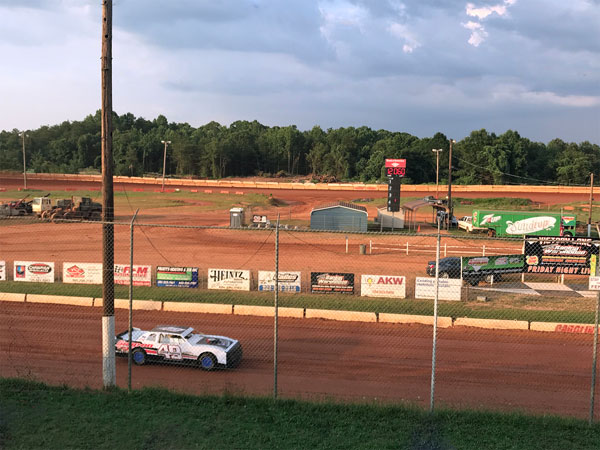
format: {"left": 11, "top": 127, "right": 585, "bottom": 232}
{"left": 524, "top": 236, "right": 600, "bottom": 275}
{"left": 63, "top": 262, "right": 102, "bottom": 284}
{"left": 311, "top": 272, "right": 354, "bottom": 294}
{"left": 360, "top": 274, "right": 406, "bottom": 298}
{"left": 208, "top": 268, "right": 250, "bottom": 291}
{"left": 156, "top": 266, "right": 198, "bottom": 288}
{"left": 114, "top": 264, "right": 152, "bottom": 287}
{"left": 14, "top": 261, "right": 55, "bottom": 283}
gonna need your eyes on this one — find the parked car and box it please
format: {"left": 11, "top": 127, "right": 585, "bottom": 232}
{"left": 426, "top": 257, "right": 501, "bottom": 286}
{"left": 115, "top": 325, "right": 242, "bottom": 370}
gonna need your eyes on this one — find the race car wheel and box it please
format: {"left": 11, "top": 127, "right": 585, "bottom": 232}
{"left": 132, "top": 348, "right": 146, "bottom": 366}
{"left": 439, "top": 272, "right": 450, "bottom": 279}
{"left": 199, "top": 353, "right": 217, "bottom": 371}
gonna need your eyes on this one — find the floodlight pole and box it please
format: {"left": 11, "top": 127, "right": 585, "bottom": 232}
{"left": 161, "top": 140, "right": 171, "bottom": 192}
{"left": 20, "top": 131, "right": 28, "bottom": 190}
{"left": 432, "top": 148, "right": 443, "bottom": 199}
{"left": 446, "top": 139, "right": 455, "bottom": 230}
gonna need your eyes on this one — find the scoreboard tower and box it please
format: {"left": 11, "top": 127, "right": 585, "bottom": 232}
{"left": 385, "top": 159, "right": 405, "bottom": 212}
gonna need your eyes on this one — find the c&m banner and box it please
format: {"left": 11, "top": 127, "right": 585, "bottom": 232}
{"left": 157, "top": 267, "right": 199, "bottom": 288}
{"left": 63, "top": 262, "right": 102, "bottom": 284}
{"left": 258, "top": 271, "right": 301, "bottom": 292}
{"left": 360, "top": 274, "right": 406, "bottom": 298}
{"left": 114, "top": 264, "right": 152, "bottom": 287}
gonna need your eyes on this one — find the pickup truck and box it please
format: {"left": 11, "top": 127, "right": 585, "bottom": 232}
{"left": 457, "top": 216, "right": 486, "bottom": 233}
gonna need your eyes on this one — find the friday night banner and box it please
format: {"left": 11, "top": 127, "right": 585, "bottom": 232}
{"left": 524, "top": 236, "right": 600, "bottom": 275}
{"left": 310, "top": 272, "right": 354, "bottom": 294}
{"left": 258, "top": 271, "right": 301, "bottom": 292}
{"left": 156, "top": 266, "right": 199, "bottom": 288}
{"left": 208, "top": 268, "right": 251, "bottom": 291}
{"left": 462, "top": 255, "right": 524, "bottom": 276}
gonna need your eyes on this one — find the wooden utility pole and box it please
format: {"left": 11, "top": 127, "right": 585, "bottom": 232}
{"left": 101, "top": 0, "right": 115, "bottom": 388}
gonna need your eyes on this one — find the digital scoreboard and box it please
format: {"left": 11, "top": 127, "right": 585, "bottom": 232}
{"left": 384, "top": 159, "right": 406, "bottom": 178}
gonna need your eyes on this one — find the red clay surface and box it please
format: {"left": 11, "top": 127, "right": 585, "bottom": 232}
{"left": 1, "top": 301, "right": 597, "bottom": 418}
{"left": 0, "top": 173, "right": 598, "bottom": 418}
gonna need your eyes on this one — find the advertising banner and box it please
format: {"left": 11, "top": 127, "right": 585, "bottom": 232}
{"left": 415, "top": 277, "right": 462, "bottom": 301}
{"left": 524, "top": 236, "right": 600, "bottom": 275}
{"left": 360, "top": 274, "right": 406, "bottom": 298}
{"left": 311, "top": 272, "right": 354, "bottom": 294}
{"left": 462, "top": 255, "right": 524, "bottom": 276}
{"left": 63, "top": 262, "right": 102, "bottom": 284}
{"left": 589, "top": 276, "right": 600, "bottom": 291}
{"left": 208, "top": 268, "right": 250, "bottom": 291}
{"left": 114, "top": 264, "right": 152, "bottom": 287}
{"left": 156, "top": 266, "right": 199, "bottom": 288}
{"left": 0, "top": 260, "right": 5, "bottom": 281}
{"left": 258, "top": 271, "right": 301, "bottom": 292}
{"left": 14, "top": 261, "right": 55, "bottom": 283}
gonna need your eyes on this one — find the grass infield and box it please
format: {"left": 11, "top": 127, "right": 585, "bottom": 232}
{"left": 0, "top": 378, "right": 598, "bottom": 449}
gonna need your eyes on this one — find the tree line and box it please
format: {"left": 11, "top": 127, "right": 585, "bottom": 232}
{"left": 0, "top": 111, "right": 598, "bottom": 186}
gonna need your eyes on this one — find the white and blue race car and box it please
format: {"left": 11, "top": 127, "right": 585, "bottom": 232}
{"left": 115, "top": 325, "right": 242, "bottom": 370}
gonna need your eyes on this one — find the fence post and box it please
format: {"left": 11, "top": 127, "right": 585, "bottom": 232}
{"left": 430, "top": 218, "right": 442, "bottom": 412}
{"left": 274, "top": 214, "right": 280, "bottom": 400}
{"left": 482, "top": 245, "right": 486, "bottom": 256}
{"left": 127, "top": 208, "right": 139, "bottom": 393}
{"left": 590, "top": 291, "right": 600, "bottom": 425}
{"left": 369, "top": 240, "right": 372, "bottom": 254}
{"left": 406, "top": 242, "right": 409, "bottom": 255}
{"left": 444, "top": 243, "right": 447, "bottom": 257}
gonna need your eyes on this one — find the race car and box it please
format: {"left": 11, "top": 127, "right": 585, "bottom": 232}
{"left": 115, "top": 325, "right": 242, "bottom": 370}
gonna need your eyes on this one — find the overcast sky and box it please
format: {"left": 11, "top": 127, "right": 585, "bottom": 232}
{"left": 1, "top": 0, "right": 598, "bottom": 143}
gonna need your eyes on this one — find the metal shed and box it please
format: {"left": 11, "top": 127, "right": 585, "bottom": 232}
{"left": 310, "top": 202, "right": 368, "bottom": 232}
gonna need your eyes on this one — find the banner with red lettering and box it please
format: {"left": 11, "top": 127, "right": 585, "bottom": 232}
{"left": 114, "top": 264, "right": 152, "bottom": 287}
{"left": 360, "top": 274, "right": 406, "bottom": 298}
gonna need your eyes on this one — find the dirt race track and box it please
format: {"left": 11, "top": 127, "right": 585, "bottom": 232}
{"left": 0, "top": 173, "right": 599, "bottom": 418}
{"left": 1, "top": 301, "right": 596, "bottom": 419}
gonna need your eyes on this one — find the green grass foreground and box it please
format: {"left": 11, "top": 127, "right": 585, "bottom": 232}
{"left": 0, "top": 379, "right": 598, "bottom": 450}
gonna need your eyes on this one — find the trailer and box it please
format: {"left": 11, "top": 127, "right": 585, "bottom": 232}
{"left": 471, "top": 210, "right": 576, "bottom": 237}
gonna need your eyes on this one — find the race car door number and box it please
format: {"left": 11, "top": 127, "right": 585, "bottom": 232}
{"left": 158, "top": 344, "right": 182, "bottom": 360}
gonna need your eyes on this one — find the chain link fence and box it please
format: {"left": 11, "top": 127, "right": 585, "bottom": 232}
{"left": 0, "top": 215, "right": 598, "bottom": 420}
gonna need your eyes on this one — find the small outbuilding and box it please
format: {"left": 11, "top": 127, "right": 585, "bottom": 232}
{"left": 310, "top": 202, "right": 368, "bottom": 232}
